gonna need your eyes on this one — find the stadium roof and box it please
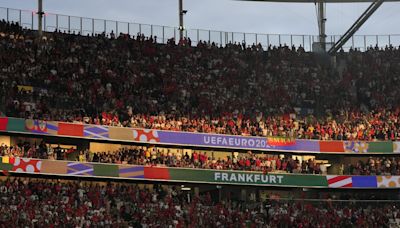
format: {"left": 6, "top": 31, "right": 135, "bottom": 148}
{"left": 242, "top": 0, "right": 396, "bottom": 53}
{"left": 242, "top": 0, "right": 400, "bottom": 3}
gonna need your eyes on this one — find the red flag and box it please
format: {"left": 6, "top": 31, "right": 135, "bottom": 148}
{"left": 0, "top": 117, "right": 8, "bottom": 131}
{"left": 58, "top": 123, "right": 84, "bottom": 137}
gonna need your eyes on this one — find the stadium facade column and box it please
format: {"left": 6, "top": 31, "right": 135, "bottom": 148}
{"left": 194, "top": 187, "right": 199, "bottom": 197}
{"left": 178, "top": 0, "right": 184, "bottom": 41}
{"left": 37, "top": 0, "right": 44, "bottom": 37}
{"left": 317, "top": 1, "right": 327, "bottom": 51}
{"left": 240, "top": 189, "right": 247, "bottom": 201}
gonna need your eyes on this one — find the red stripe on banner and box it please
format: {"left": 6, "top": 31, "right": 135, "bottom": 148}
{"left": 320, "top": 141, "right": 345, "bottom": 152}
{"left": 58, "top": 123, "right": 84, "bottom": 137}
{"left": 0, "top": 117, "right": 8, "bottom": 131}
{"left": 328, "top": 176, "right": 350, "bottom": 185}
{"left": 144, "top": 167, "right": 170, "bottom": 180}
{"left": 342, "top": 183, "right": 353, "bottom": 188}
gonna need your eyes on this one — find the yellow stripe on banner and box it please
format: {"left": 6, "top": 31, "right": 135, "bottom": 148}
{"left": 108, "top": 127, "right": 134, "bottom": 141}
{"left": 41, "top": 160, "right": 67, "bottom": 174}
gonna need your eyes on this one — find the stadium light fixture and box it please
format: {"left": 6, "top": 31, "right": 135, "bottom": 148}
{"left": 178, "top": 0, "right": 188, "bottom": 41}
{"left": 181, "top": 185, "right": 191, "bottom": 191}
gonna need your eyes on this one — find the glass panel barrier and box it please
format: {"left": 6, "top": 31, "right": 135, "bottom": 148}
{"left": 390, "top": 34, "right": 400, "bottom": 48}
{"left": 151, "top": 25, "right": 163, "bottom": 43}
{"left": 244, "top": 33, "right": 257, "bottom": 47}
{"left": 1, "top": 6, "right": 400, "bottom": 52}
{"left": 81, "top": 18, "right": 94, "bottom": 36}
{"left": 378, "top": 35, "right": 390, "bottom": 48}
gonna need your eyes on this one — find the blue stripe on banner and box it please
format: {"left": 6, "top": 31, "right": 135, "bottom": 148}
{"left": 84, "top": 132, "right": 106, "bottom": 138}
{"left": 30, "top": 130, "right": 49, "bottom": 134}
{"left": 47, "top": 124, "right": 58, "bottom": 131}
{"left": 126, "top": 175, "right": 144, "bottom": 178}
{"left": 86, "top": 126, "right": 108, "bottom": 134}
{"left": 119, "top": 166, "right": 144, "bottom": 173}
{"left": 352, "top": 176, "right": 377, "bottom": 188}
{"left": 84, "top": 126, "right": 109, "bottom": 138}
{"left": 83, "top": 132, "right": 98, "bottom": 138}
{"left": 67, "top": 162, "right": 94, "bottom": 175}
{"left": 67, "top": 163, "right": 93, "bottom": 171}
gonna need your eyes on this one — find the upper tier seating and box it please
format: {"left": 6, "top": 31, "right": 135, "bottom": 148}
{"left": 2, "top": 20, "right": 400, "bottom": 141}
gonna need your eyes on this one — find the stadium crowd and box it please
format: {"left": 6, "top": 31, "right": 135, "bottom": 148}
{"left": 0, "top": 177, "right": 398, "bottom": 227}
{"left": 0, "top": 142, "right": 325, "bottom": 174}
{"left": 5, "top": 141, "right": 400, "bottom": 176}
{"left": 2, "top": 18, "right": 400, "bottom": 227}
{"left": 1, "top": 21, "right": 400, "bottom": 141}
{"left": 345, "top": 157, "right": 400, "bottom": 176}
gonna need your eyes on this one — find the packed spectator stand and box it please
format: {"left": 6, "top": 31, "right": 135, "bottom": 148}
{"left": 3, "top": 16, "right": 400, "bottom": 227}
{"left": 2, "top": 20, "right": 400, "bottom": 141}
{"left": 0, "top": 177, "right": 398, "bottom": 227}
{"left": 4, "top": 141, "right": 400, "bottom": 176}
{"left": 0, "top": 142, "right": 325, "bottom": 174}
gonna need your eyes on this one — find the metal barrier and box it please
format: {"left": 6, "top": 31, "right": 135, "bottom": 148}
{"left": 1, "top": 6, "right": 400, "bottom": 51}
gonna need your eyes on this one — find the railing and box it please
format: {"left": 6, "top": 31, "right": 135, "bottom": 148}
{"left": 1, "top": 6, "right": 400, "bottom": 51}
{"left": 1, "top": 117, "right": 400, "bottom": 154}
{"left": 2, "top": 156, "right": 400, "bottom": 188}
